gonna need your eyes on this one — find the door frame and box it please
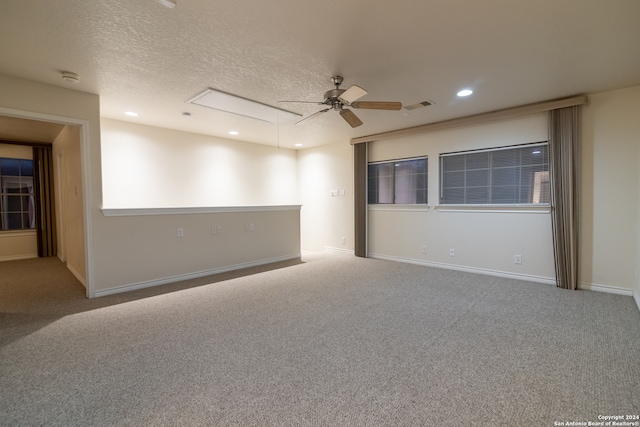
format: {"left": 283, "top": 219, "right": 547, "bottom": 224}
{"left": 0, "top": 106, "right": 94, "bottom": 298}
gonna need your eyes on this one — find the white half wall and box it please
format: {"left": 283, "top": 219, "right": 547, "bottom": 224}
{"left": 94, "top": 206, "right": 301, "bottom": 295}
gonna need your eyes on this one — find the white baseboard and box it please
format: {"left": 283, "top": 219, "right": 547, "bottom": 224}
{"left": 578, "top": 282, "right": 634, "bottom": 296}
{"left": 93, "top": 254, "right": 301, "bottom": 298}
{"left": 0, "top": 253, "right": 38, "bottom": 262}
{"left": 634, "top": 290, "right": 640, "bottom": 312}
{"left": 67, "top": 263, "right": 87, "bottom": 288}
{"left": 324, "top": 246, "right": 355, "bottom": 255}
{"left": 369, "top": 253, "right": 557, "bottom": 285}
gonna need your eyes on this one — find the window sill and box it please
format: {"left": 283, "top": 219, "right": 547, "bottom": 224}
{"left": 0, "top": 229, "right": 37, "bottom": 236}
{"left": 435, "top": 204, "right": 551, "bottom": 213}
{"left": 368, "top": 204, "right": 430, "bottom": 212}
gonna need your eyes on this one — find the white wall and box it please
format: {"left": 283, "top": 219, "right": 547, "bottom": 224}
{"left": 52, "top": 125, "right": 85, "bottom": 283}
{"left": 297, "top": 141, "right": 354, "bottom": 253}
{"left": 101, "top": 119, "right": 297, "bottom": 208}
{"left": 1, "top": 75, "right": 300, "bottom": 297}
{"left": 0, "top": 144, "right": 37, "bottom": 261}
{"left": 637, "top": 126, "right": 640, "bottom": 307}
{"left": 94, "top": 118, "right": 301, "bottom": 294}
{"left": 581, "top": 85, "right": 640, "bottom": 293}
{"left": 367, "top": 113, "right": 556, "bottom": 282}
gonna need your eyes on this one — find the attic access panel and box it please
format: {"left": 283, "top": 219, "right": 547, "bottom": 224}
{"left": 187, "top": 88, "right": 301, "bottom": 124}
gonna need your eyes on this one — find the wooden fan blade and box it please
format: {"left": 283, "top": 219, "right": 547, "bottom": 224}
{"left": 339, "top": 85, "right": 367, "bottom": 104}
{"left": 350, "top": 101, "right": 402, "bottom": 110}
{"left": 339, "top": 109, "right": 363, "bottom": 128}
{"left": 295, "top": 108, "right": 331, "bottom": 125}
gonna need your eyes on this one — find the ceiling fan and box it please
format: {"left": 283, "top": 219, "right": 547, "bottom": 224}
{"left": 279, "top": 76, "right": 402, "bottom": 128}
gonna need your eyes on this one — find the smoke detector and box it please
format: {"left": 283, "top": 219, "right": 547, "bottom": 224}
{"left": 61, "top": 71, "right": 80, "bottom": 83}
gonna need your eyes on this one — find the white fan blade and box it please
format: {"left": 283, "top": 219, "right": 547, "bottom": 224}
{"left": 295, "top": 108, "right": 331, "bottom": 125}
{"left": 339, "top": 85, "right": 367, "bottom": 104}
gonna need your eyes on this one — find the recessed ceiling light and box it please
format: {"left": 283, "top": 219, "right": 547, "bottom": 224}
{"left": 182, "top": 112, "right": 191, "bottom": 117}
{"left": 294, "top": 143, "right": 303, "bottom": 147}
{"left": 124, "top": 111, "right": 139, "bottom": 117}
{"left": 457, "top": 89, "right": 473, "bottom": 97}
{"left": 229, "top": 131, "right": 239, "bottom": 135}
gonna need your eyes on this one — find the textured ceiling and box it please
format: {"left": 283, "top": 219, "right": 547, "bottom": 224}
{"left": 1, "top": 0, "right": 640, "bottom": 149}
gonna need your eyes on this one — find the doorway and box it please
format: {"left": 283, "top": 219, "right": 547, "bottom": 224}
{"left": 0, "top": 113, "right": 88, "bottom": 295}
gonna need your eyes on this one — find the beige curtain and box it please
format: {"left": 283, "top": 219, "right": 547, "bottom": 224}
{"left": 354, "top": 142, "right": 368, "bottom": 257}
{"left": 549, "top": 106, "right": 581, "bottom": 290}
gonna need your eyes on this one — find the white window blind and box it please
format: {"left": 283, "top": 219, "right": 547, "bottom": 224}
{"left": 440, "top": 143, "right": 549, "bottom": 205}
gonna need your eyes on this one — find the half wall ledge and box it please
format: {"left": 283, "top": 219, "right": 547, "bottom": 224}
{"left": 101, "top": 205, "right": 302, "bottom": 217}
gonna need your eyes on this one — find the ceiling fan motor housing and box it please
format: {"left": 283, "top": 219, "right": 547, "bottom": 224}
{"left": 324, "top": 89, "right": 347, "bottom": 108}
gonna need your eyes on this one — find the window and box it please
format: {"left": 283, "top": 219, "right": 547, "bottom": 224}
{"left": 440, "top": 143, "right": 549, "bottom": 205}
{"left": 0, "top": 158, "right": 35, "bottom": 231}
{"left": 368, "top": 157, "right": 427, "bottom": 204}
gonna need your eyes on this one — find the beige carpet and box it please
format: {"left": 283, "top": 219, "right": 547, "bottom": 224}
{"left": 1, "top": 253, "right": 639, "bottom": 426}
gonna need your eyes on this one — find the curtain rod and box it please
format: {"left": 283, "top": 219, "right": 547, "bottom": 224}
{"left": 350, "top": 94, "right": 588, "bottom": 145}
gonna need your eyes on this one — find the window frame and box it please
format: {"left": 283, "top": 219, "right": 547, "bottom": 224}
{"left": 439, "top": 142, "right": 550, "bottom": 208}
{"left": 367, "top": 156, "right": 428, "bottom": 206}
{"left": 0, "top": 157, "right": 36, "bottom": 232}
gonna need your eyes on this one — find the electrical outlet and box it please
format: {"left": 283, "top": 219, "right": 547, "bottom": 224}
{"left": 514, "top": 254, "right": 522, "bottom": 264}
{"left": 217, "top": 225, "right": 222, "bottom": 234}
{"left": 177, "top": 228, "right": 184, "bottom": 238}
{"left": 341, "top": 236, "right": 346, "bottom": 244}
{"left": 449, "top": 248, "right": 455, "bottom": 257}
{"left": 421, "top": 245, "right": 427, "bottom": 254}
{"left": 249, "top": 223, "right": 254, "bottom": 231}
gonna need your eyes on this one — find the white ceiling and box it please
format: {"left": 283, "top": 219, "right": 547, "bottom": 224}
{"left": 1, "top": 0, "right": 639, "bottom": 149}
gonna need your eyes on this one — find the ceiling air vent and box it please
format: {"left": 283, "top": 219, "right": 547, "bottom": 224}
{"left": 403, "top": 100, "right": 434, "bottom": 111}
